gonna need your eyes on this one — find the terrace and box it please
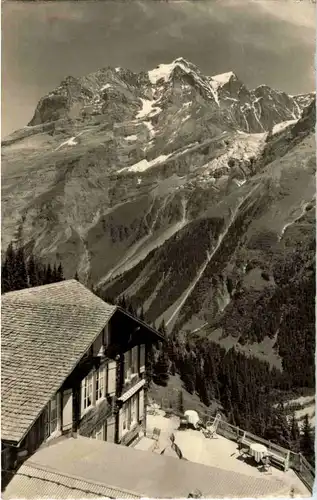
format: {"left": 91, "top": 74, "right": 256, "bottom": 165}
{"left": 133, "top": 405, "right": 313, "bottom": 498}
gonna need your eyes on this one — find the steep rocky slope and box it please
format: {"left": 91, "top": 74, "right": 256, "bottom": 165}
{"left": 2, "top": 58, "right": 315, "bottom": 362}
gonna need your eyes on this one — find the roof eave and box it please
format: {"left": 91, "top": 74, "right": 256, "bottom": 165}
{"left": 116, "top": 307, "right": 166, "bottom": 342}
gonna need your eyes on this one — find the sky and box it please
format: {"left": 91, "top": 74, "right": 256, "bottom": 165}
{"left": 2, "top": 0, "right": 316, "bottom": 137}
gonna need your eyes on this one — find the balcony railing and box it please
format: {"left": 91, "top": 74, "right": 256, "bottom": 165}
{"left": 155, "top": 399, "right": 315, "bottom": 493}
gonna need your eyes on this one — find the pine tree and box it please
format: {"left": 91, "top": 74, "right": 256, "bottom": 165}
{"left": 181, "top": 356, "right": 195, "bottom": 394}
{"left": 139, "top": 306, "right": 145, "bottom": 321}
{"left": 290, "top": 413, "right": 301, "bottom": 452}
{"left": 37, "top": 262, "right": 45, "bottom": 286}
{"left": 153, "top": 349, "right": 169, "bottom": 387}
{"left": 2, "top": 242, "right": 16, "bottom": 293}
{"left": 159, "top": 319, "right": 167, "bottom": 337}
{"left": 45, "top": 264, "right": 53, "bottom": 284}
{"left": 300, "top": 414, "right": 315, "bottom": 466}
{"left": 57, "top": 262, "right": 64, "bottom": 281}
{"left": 14, "top": 246, "right": 28, "bottom": 290}
{"left": 178, "top": 390, "right": 185, "bottom": 414}
{"left": 170, "top": 361, "right": 176, "bottom": 376}
{"left": 120, "top": 295, "right": 127, "bottom": 310}
{"left": 52, "top": 263, "right": 58, "bottom": 282}
{"left": 128, "top": 303, "right": 135, "bottom": 316}
{"left": 145, "top": 345, "right": 155, "bottom": 385}
{"left": 27, "top": 254, "right": 38, "bottom": 287}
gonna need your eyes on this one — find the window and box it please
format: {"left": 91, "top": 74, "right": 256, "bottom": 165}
{"left": 122, "top": 404, "right": 129, "bottom": 433}
{"left": 125, "top": 347, "right": 139, "bottom": 382}
{"left": 131, "top": 346, "right": 139, "bottom": 375}
{"left": 140, "top": 344, "right": 146, "bottom": 373}
{"left": 124, "top": 351, "right": 132, "bottom": 382}
{"left": 131, "top": 394, "right": 138, "bottom": 425}
{"left": 44, "top": 394, "right": 58, "bottom": 439}
{"left": 95, "top": 366, "right": 105, "bottom": 402}
{"left": 50, "top": 396, "right": 58, "bottom": 433}
{"left": 82, "top": 373, "right": 93, "bottom": 411}
{"left": 122, "top": 393, "right": 139, "bottom": 436}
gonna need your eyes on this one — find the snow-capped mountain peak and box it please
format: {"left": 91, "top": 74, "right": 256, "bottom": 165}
{"left": 210, "top": 71, "right": 237, "bottom": 87}
{"left": 148, "top": 57, "right": 195, "bottom": 85}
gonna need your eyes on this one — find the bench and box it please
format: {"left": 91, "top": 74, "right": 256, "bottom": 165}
{"left": 269, "top": 450, "right": 290, "bottom": 471}
{"left": 239, "top": 432, "right": 290, "bottom": 471}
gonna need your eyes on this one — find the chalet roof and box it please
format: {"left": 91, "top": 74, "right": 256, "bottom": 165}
{"left": 3, "top": 437, "right": 290, "bottom": 499}
{"left": 1, "top": 280, "right": 117, "bottom": 444}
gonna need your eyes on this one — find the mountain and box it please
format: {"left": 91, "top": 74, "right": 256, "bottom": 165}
{"left": 2, "top": 58, "right": 315, "bottom": 366}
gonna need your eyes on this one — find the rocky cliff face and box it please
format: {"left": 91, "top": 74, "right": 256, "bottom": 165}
{"left": 2, "top": 58, "right": 315, "bottom": 362}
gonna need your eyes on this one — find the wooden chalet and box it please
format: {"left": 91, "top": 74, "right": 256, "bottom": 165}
{"left": 1, "top": 280, "right": 164, "bottom": 489}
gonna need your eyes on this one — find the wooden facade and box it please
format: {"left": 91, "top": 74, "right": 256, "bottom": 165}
{"left": 1, "top": 308, "right": 161, "bottom": 490}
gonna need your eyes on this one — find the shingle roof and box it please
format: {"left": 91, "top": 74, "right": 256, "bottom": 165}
{"left": 3, "top": 462, "right": 140, "bottom": 499}
{"left": 3, "top": 437, "right": 290, "bottom": 499}
{"left": 1, "top": 280, "right": 117, "bottom": 444}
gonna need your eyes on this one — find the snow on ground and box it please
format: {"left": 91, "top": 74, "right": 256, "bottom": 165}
{"left": 233, "top": 179, "right": 247, "bottom": 187}
{"left": 287, "top": 395, "right": 315, "bottom": 406}
{"left": 148, "top": 58, "right": 192, "bottom": 84}
{"left": 148, "top": 62, "right": 176, "bottom": 84}
{"left": 272, "top": 119, "right": 298, "bottom": 135}
{"left": 148, "top": 58, "right": 222, "bottom": 106}
{"left": 117, "top": 154, "right": 170, "bottom": 174}
{"left": 125, "top": 135, "right": 138, "bottom": 141}
{"left": 181, "top": 114, "right": 191, "bottom": 123}
{"left": 100, "top": 83, "right": 111, "bottom": 91}
{"left": 136, "top": 98, "right": 161, "bottom": 119}
{"left": 55, "top": 135, "right": 80, "bottom": 151}
{"left": 278, "top": 201, "right": 312, "bottom": 241}
{"left": 144, "top": 121, "right": 155, "bottom": 138}
{"left": 136, "top": 99, "right": 153, "bottom": 118}
{"left": 199, "top": 132, "right": 266, "bottom": 179}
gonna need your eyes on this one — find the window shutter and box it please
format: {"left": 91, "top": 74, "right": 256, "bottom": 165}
{"left": 133, "top": 346, "right": 139, "bottom": 374}
{"left": 103, "top": 325, "right": 109, "bottom": 346}
{"left": 62, "top": 389, "right": 73, "bottom": 431}
{"left": 140, "top": 344, "right": 145, "bottom": 373}
{"left": 80, "top": 380, "right": 85, "bottom": 416}
{"left": 118, "top": 408, "right": 123, "bottom": 441}
{"left": 124, "top": 352, "right": 128, "bottom": 381}
{"left": 106, "top": 416, "right": 115, "bottom": 443}
{"left": 107, "top": 360, "right": 116, "bottom": 396}
{"left": 139, "top": 389, "right": 144, "bottom": 420}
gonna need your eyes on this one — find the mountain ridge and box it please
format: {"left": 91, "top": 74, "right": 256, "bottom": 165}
{"left": 2, "top": 58, "right": 315, "bottom": 366}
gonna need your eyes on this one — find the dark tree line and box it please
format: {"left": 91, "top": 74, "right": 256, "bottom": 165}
{"left": 86, "top": 283, "right": 317, "bottom": 467}
{"left": 141, "top": 325, "right": 315, "bottom": 466}
{"left": 1, "top": 242, "right": 64, "bottom": 294}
